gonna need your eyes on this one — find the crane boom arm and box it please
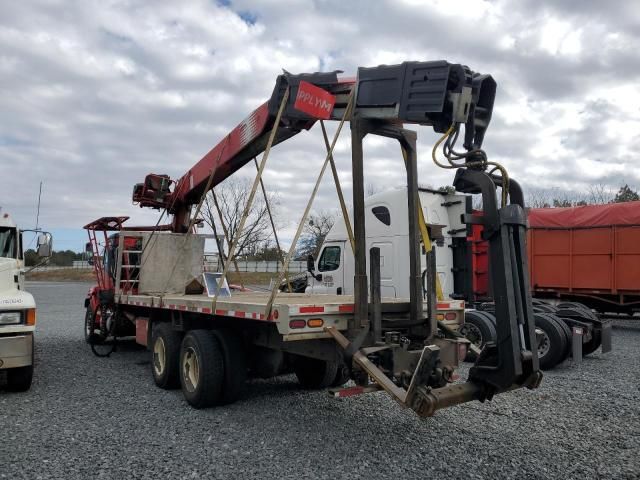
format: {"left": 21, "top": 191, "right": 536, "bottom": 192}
{"left": 131, "top": 61, "right": 496, "bottom": 231}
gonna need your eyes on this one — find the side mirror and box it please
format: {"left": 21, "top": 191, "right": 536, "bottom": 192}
{"left": 37, "top": 232, "right": 53, "bottom": 258}
{"left": 85, "top": 242, "right": 92, "bottom": 253}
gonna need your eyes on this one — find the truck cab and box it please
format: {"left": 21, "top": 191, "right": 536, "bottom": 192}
{"left": 307, "top": 187, "right": 468, "bottom": 300}
{"left": 0, "top": 210, "right": 51, "bottom": 391}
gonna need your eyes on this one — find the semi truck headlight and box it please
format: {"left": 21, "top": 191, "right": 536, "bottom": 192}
{"left": 0, "top": 311, "right": 21, "bottom": 325}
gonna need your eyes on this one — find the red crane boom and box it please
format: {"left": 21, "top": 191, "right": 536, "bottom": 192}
{"left": 130, "top": 62, "right": 496, "bottom": 231}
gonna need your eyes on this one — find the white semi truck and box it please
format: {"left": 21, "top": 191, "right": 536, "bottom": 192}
{"left": 0, "top": 209, "right": 51, "bottom": 391}
{"left": 306, "top": 186, "right": 466, "bottom": 300}
{"left": 305, "top": 187, "right": 610, "bottom": 370}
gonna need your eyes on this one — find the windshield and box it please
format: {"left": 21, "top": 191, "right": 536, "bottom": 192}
{"left": 0, "top": 227, "right": 17, "bottom": 258}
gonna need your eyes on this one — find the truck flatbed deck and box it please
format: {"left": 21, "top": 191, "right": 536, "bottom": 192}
{"left": 117, "top": 291, "right": 463, "bottom": 338}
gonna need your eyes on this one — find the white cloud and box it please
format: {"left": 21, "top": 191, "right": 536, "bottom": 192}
{"left": 1, "top": 0, "right": 639, "bottom": 250}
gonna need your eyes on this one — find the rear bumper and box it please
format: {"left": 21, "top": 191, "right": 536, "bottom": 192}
{"left": 0, "top": 333, "right": 33, "bottom": 369}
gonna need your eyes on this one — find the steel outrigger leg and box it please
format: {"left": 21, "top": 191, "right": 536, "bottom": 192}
{"left": 454, "top": 168, "right": 542, "bottom": 395}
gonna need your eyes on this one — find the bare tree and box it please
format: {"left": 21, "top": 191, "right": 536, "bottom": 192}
{"left": 297, "top": 210, "right": 336, "bottom": 258}
{"left": 525, "top": 188, "right": 552, "bottom": 208}
{"left": 587, "top": 183, "right": 613, "bottom": 204}
{"left": 202, "top": 177, "right": 280, "bottom": 259}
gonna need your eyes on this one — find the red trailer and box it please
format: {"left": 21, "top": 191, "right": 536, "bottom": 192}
{"left": 528, "top": 201, "right": 640, "bottom": 314}
{"left": 456, "top": 205, "right": 616, "bottom": 369}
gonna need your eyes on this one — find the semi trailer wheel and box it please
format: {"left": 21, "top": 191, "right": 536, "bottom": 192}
{"left": 211, "top": 329, "right": 247, "bottom": 405}
{"left": 582, "top": 328, "right": 602, "bottom": 356}
{"left": 293, "top": 356, "right": 338, "bottom": 389}
{"left": 534, "top": 313, "right": 568, "bottom": 370}
{"left": 6, "top": 365, "right": 34, "bottom": 392}
{"left": 554, "top": 306, "right": 602, "bottom": 356}
{"left": 537, "top": 313, "right": 572, "bottom": 358}
{"left": 151, "top": 323, "right": 182, "bottom": 390}
{"left": 461, "top": 310, "right": 497, "bottom": 362}
{"left": 532, "top": 303, "right": 557, "bottom": 313}
{"left": 179, "top": 330, "right": 224, "bottom": 408}
{"left": 556, "top": 305, "right": 599, "bottom": 321}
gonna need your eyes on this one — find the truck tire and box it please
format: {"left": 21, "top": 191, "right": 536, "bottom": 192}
{"left": 534, "top": 313, "right": 568, "bottom": 370}
{"left": 537, "top": 313, "right": 572, "bottom": 358}
{"left": 293, "top": 356, "right": 338, "bottom": 389}
{"left": 556, "top": 305, "right": 599, "bottom": 321}
{"left": 557, "top": 301, "right": 592, "bottom": 311}
{"left": 84, "top": 307, "right": 97, "bottom": 344}
{"left": 554, "top": 306, "right": 602, "bottom": 356}
{"left": 151, "top": 323, "right": 182, "bottom": 390}
{"left": 179, "top": 330, "right": 224, "bottom": 408}
{"left": 331, "top": 363, "right": 350, "bottom": 387}
{"left": 6, "top": 365, "right": 33, "bottom": 392}
{"left": 211, "top": 329, "right": 247, "bottom": 405}
{"left": 461, "top": 310, "right": 497, "bottom": 362}
{"left": 582, "top": 328, "right": 602, "bottom": 356}
{"left": 532, "top": 303, "right": 557, "bottom": 313}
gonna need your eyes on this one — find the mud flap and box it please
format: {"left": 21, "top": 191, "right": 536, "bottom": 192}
{"left": 601, "top": 321, "right": 613, "bottom": 354}
{"left": 571, "top": 327, "right": 583, "bottom": 364}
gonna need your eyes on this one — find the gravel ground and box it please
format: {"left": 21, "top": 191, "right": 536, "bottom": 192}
{"left": 1, "top": 282, "right": 639, "bottom": 479}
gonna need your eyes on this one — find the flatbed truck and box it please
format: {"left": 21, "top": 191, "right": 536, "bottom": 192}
{"left": 83, "top": 61, "right": 542, "bottom": 417}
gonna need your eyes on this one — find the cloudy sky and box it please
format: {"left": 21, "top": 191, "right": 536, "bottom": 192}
{"left": 2, "top": 0, "right": 639, "bottom": 251}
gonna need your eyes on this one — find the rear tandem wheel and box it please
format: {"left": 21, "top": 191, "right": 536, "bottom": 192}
{"left": 151, "top": 323, "right": 182, "bottom": 390}
{"left": 293, "top": 356, "right": 339, "bottom": 389}
{"left": 179, "top": 330, "right": 225, "bottom": 409}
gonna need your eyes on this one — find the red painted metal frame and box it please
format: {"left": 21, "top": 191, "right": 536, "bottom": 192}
{"left": 86, "top": 226, "right": 120, "bottom": 292}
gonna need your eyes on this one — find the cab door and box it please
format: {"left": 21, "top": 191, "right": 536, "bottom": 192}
{"left": 311, "top": 242, "right": 345, "bottom": 295}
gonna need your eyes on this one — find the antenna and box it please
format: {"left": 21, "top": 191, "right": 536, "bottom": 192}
{"left": 35, "top": 181, "right": 42, "bottom": 231}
